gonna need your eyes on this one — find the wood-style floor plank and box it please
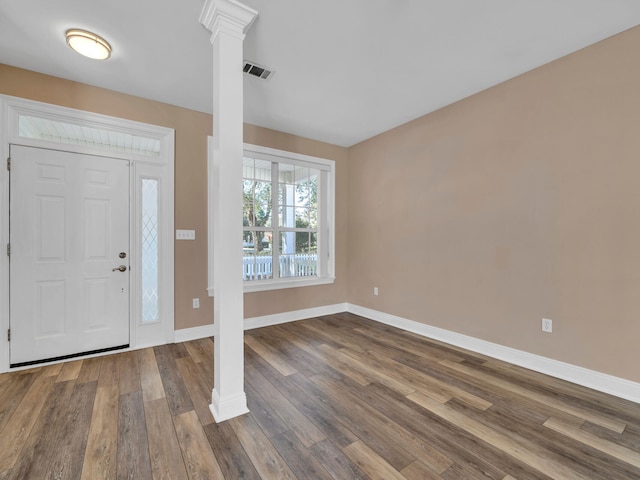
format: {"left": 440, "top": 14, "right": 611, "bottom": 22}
{"left": 229, "top": 414, "right": 297, "bottom": 480}
{"left": 311, "top": 373, "right": 454, "bottom": 472}
{"left": 244, "top": 335, "right": 298, "bottom": 376}
{"left": 44, "top": 380, "right": 97, "bottom": 480}
{"left": 184, "top": 338, "right": 211, "bottom": 365}
{"left": 308, "top": 438, "right": 370, "bottom": 480}
{"left": 342, "top": 440, "right": 407, "bottom": 480}
{"left": 154, "top": 345, "right": 194, "bottom": 417}
{"left": 175, "top": 355, "right": 216, "bottom": 426}
{"left": 253, "top": 365, "right": 357, "bottom": 450}
{"left": 118, "top": 351, "right": 141, "bottom": 395}
{"left": 245, "top": 382, "right": 289, "bottom": 439}
{"left": 318, "top": 343, "right": 414, "bottom": 394}
{"left": 307, "top": 373, "right": 419, "bottom": 470}
{"left": 55, "top": 359, "right": 83, "bottom": 383}
{"left": 441, "top": 359, "right": 628, "bottom": 433}
{"left": 6, "top": 380, "right": 76, "bottom": 480}
{"left": 410, "top": 391, "right": 594, "bottom": 480}
{"left": 144, "top": 397, "right": 189, "bottom": 480}
{"left": 117, "top": 391, "right": 153, "bottom": 480}
{"left": 77, "top": 356, "right": 103, "bottom": 384}
{"left": 400, "top": 459, "right": 445, "bottom": 480}
{"left": 204, "top": 421, "right": 262, "bottom": 480}
{"left": 270, "top": 430, "right": 334, "bottom": 480}
{"left": 0, "top": 313, "right": 637, "bottom": 479}
{"left": 98, "top": 354, "right": 119, "bottom": 387}
{"left": 173, "top": 410, "right": 225, "bottom": 479}
{"left": 0, "top": 372, "right": 37, "bottom": 438}
{"left": 0, "top": 374, "right": 55, "bottom": 472}
{"left": 81, "top": 384, "right": 119, "bottom": 480}
{"left": 544, "top": 416, "right": 640, "bottom": 469}
{"left": 138, "top": 348, "right": 165, "bottom": 403}
{"left": 244, "top": 364, "right": 327, "bottom": 448}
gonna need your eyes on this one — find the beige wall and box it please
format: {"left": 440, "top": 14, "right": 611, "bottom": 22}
{"left": 0, "top": 64, "right": 348, "bottom": 330}
{"left": 348, "top": 26, "right": 640, "bottom": 383}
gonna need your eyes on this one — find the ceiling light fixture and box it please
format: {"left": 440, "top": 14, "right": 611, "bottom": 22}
{"left": 66, "top": 29, "right": 112, "bottom": 60}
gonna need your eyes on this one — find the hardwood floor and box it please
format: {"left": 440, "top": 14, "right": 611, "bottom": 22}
{"left": 0, "top": 312, "right": 639, "bottom": 479}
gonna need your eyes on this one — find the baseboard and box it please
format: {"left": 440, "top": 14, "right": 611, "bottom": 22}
{"left": 244, "top": 303, "right": 348, "bottom": 330}
{"left": 210, "top": 388, "right": 249, "bottom": 423}
{"left": 173, "top": 302, "right": 348, "bottom": 343}
{"left": 347, "top": 303, "right": 640, "bottom": 404}
{"left": 174, "top": 323, "right": 216, "bottom": 343}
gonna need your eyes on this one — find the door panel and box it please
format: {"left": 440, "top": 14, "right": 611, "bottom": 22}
{"left": 10, "top": 145, "right": 130, "bottom": 365}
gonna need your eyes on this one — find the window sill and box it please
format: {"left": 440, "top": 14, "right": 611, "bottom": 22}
{"left": 207, "top": 276, "right": 335, "bottom": 296}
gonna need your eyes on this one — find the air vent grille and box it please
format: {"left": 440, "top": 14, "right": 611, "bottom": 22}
{"left": 243, "top": 61, "right": 273, "bottom": 80}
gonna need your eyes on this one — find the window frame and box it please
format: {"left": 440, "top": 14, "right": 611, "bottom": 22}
{"left": 242, "top": 144, "right": 335, "bottom": 292}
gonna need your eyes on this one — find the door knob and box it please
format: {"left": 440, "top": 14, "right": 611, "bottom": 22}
{"left": 112, "top": 265, "right": 127, "bottom": 272}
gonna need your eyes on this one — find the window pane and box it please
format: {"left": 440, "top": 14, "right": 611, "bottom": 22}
{"left": 243, "top": 230, "right": 273, "bottom": 280}
{"left": 295, "top": 166, "right": 309, "bottom": 184}
{"left": 243, "top": 180, "right": 272, "bottom": 228}
{"left": 244, "top": 158, "right": 271, "bottom": 181}
{"left": 242, "top": 157, "right": 254, "bottom": 178}
{"left": 279, "top": 183, "right": 295, "bottom": 207}
{"left": 18, "top": 115, "right": 161, "bottom": 157}
{"left": 295, "top": 185, "right": 310, "bottom": 208}
{"left": 295, "top": 207, "right": 310, "bottom": 227}
{"left": 254, "top": 160, "right": 272, "bottom": 180}
{"left": 279, "top": 231, "right": 317, "bottom": 278}
{"left": 294, "top": 170, "right": 318, "bottom": 224}
{"left": 278, "top": 162, "right": 294, "bottom": 183}
{"left": 141, "top": 179, "right": 159, "bottom": 322}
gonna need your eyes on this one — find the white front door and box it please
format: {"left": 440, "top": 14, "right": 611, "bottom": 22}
{"left": 9, "top": 145, "right": 130, "bottom": 366}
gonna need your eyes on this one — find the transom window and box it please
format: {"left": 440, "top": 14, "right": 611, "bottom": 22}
{"left": 241, "top": 145, "right": 335, "bottom": 291}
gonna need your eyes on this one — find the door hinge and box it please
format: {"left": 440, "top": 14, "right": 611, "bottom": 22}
{"left": 7, "top": 329, "right": 10, "bottom": 342}
{"left": 6, "top": 157, "right": 10, "bottom": 171}
{"left": 6, "top": 243, "right": 9, "bottom": 257}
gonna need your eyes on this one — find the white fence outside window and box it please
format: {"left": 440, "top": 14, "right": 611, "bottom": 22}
{"left": 243, "top": 254, "right": 317, "bottom": 280}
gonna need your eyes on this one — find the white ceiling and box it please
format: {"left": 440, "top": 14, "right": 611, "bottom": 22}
{"left": 1, "top": 1, "right": 639, "bottom": 147}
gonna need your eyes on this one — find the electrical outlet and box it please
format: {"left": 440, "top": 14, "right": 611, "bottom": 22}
{"left": 542, "top": 318, "right": 552, "bottom": 333}
{"left": 193, "top": 298, "right": 200, "bottom": 309}
{"left": 373, "top": 287, "right": 379, "bottom": 296}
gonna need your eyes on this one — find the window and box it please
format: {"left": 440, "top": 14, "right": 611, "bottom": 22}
{"left": 141, "top": 178, "right": 159, "bottom": 322}
{"left": 242, "top": 145, "right": 335, "bottom": 291}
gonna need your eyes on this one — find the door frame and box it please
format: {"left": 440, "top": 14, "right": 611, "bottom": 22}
{"left": 0, "top": 95, "right": 175, "bottom": 372}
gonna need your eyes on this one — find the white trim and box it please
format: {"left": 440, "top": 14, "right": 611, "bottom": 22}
{"left": 244, "top": 303, "right": 348, "bottom": 331}
{"left": 175, "top": 324, "right": 216, "bottom": 343}
{"left": 347, "top": 304, "right": 640, "bottom": 404}
{"left": 210, "top": 388, "right": 249, "bottom": 423}
{"left": 241, "top": 276, "right": 335, "bottom": 294}
{"left": 207, "top": 138, "right": 336, "bottom": 296}
{"left": 172, "top": 303, "right": 347, "bottom": 342}
{"left": 0, "top": 95, "right": 175, "bottom": 373}
{"left": 3, "top": 95, "right": 172, "bottom": 165}
{"left": 202, "top": 0, "right": 257, "bottom": 425}
{"left": 243, "top": 143, "right": 335, "bottom": 171}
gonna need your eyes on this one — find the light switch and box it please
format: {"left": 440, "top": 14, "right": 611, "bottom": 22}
{"left": 176, "top": 229, "right": 196, "bottom": 240}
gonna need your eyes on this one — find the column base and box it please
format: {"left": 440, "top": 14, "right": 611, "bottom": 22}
{"left": 210, "top": 388, "right": 249, "bottom": 423}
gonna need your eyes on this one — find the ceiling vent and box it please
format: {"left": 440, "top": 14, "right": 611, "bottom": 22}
{"left": 243, "top": 61, "right": 273, "bottom": 80}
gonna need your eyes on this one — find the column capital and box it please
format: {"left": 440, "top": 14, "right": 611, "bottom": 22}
{"left": 200, "top": 0, "right": 258, "bottom": 41}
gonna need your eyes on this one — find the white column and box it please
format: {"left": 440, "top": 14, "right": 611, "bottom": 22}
{"left": 200, "top": 0, "right": 257, "bottom": 423}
